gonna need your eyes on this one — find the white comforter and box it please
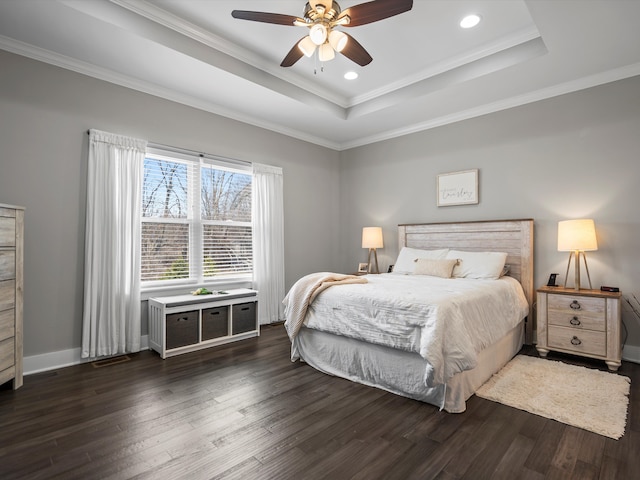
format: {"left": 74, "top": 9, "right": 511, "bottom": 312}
{"left": 286, "top": 273, "right": 528, "bottom": 387}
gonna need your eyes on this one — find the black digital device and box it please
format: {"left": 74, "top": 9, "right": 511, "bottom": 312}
{"left": 600, "top": 286, "right": 620, "bottom": 292}
{"left": 546, "top": 273, "right": 559, "bottom": 287}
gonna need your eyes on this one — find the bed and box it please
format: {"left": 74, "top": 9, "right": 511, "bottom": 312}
{"left": 284, "top": 219, "right": 534, "bottom": 413}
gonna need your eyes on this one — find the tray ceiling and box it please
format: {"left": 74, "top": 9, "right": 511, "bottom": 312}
{"left": 1, "top": 0, "right": 639, "bottom": 150}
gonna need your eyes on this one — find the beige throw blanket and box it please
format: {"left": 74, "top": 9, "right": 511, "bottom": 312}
{"left": 283, "top": 272, "right": 368, "bottom": 340}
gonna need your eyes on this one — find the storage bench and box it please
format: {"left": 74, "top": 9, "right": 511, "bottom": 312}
{"left": 148, "top": 288, "right": 258, "bottom": 359}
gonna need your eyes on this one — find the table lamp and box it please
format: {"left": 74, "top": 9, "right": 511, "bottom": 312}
{"left": 362, "top": 227, "right": 383, "bottom": 274}
{"left": 557, "top": 219, "right": 598, "bottom": 290}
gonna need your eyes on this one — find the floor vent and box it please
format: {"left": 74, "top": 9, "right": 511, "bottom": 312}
{"left": 91, "top": 355, "right": 131, "bottom": 368}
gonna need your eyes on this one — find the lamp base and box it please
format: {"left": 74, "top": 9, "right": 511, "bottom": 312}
{"left": 563, "top": 250, "right": 593, "bottom": 290}
{"left": 367, "top": 248, "right": 379, "bottom": 274}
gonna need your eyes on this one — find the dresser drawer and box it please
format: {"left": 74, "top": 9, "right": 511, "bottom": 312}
{"left": 548, "top": 325, "right": 606, "bottom": 357}
{"left": 0, "top": 251, "right": 16, "bottom": 281}
{"left": 0, "top": 308, "right": 15, "bottom": 342}
{"left": 0, "top": 336, "right": 15, "bottom": 372}
{"left": 0, "top": 280, "right": 16, "bottom": 312}
{"left": 0, "top": 216, "right": 16, "bottom": 247}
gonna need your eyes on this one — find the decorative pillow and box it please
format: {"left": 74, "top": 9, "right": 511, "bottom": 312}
{"left": 446, "top": 250, "right": 508, "bottom": 280}
{"left": 393, "top": 247, "right": 449, "bottom": 274}
{"left": 413, "top": 258, "right": 459, "bottom": 278}
{"left": 501, "top": 264, "right": 511, "bottom": 277}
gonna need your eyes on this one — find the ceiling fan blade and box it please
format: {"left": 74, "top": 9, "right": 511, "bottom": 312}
{"left": 231, "top": 10, "right": 300, "bottom": 26}
{"left": 339, "top": 0, "right": 413, "bottom": 27}
{"left": 340, "top": 33, "right": 372, "bottom": 66}
{"left": 280, "top": 40, "right": 305, "bottom": 67}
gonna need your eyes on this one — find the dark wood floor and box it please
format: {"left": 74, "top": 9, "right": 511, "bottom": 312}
{"left": 1, "top": 324, "right": 639, "bottom": 480}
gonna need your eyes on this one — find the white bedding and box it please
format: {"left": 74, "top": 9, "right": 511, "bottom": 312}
{"left": 285, "top": 273, "right": 529, "bottom": 387}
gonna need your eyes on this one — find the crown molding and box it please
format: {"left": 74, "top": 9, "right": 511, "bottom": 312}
{"left": 2, "top": 32, "right": 638, "bottom": 152}
{"left": 338, "top": 62, "right": 640, "bottom": 150}
{"left": 0, "top": 35, "right": 341, "bottom": 150}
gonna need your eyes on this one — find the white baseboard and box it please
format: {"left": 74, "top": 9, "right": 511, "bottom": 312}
{"left": 24, "top": 335, "right": 149, "bottom": 375}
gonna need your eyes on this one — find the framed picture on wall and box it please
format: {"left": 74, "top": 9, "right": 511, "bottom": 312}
{"left": 437, "top": 169, "right": 479, "bottom": 206}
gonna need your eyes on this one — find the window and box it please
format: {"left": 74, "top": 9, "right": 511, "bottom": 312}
{"left": 141, "top": 148, "right": 252, "bottom": 288}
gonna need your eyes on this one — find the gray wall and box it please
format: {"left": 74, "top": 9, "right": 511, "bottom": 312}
{"left": 2, "top": 48, "right": 639, "bottom": 360}
{"left": 0, "top": 50, "right": 341, "bottom": 357}
{"left": 339, "top": 76, "right": 640, "bottom": 349}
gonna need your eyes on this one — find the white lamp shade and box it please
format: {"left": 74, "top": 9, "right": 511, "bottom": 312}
{"left": 309, "top": 23, "right": 327, "bottom": 45}
{"left": 329, "top": 30, "right": 348, "bottom": 52}
{"left": 362, "top": 227, "right": 383, "bottom": 249}
{"left": 318, "top": 43, "right": 335, "bottom": 62}
{"left": 298, "top": 36, "right": 317, "bottom": 57}
{"left": 557, "top": 219, "right": 598, "bottom": 252}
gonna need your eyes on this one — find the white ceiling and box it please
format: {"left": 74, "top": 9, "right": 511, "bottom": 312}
{"left": 1, "top": 0, "right": 639, "bottom": 151}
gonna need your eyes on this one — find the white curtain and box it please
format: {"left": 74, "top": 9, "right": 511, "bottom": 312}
{"left": 82, "top": 129, "right": 147, "bottom": 358}
{"left": 252, "top": 163, "right": 285, "bottom": 325}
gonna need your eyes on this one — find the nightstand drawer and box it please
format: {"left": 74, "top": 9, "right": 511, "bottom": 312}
{"left": 547, "top": 293, "right": 605, "bottom": 316}
{"left": 547, "top": 310, "right": 605, "bottom": 331}
{"left": 548, "top": 325, "right": 606, "bottom": 357}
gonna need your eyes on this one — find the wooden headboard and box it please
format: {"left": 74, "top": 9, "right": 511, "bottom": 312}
{"left": 398, "top": 219, "right": 534, "bottom": 344}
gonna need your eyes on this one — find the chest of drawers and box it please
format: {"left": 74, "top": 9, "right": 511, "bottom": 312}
{"left": 0, "top": 204, "right": 24, "bottom": 389}
{"left": 536, "top": 286, "right": 621, "bottom": 371}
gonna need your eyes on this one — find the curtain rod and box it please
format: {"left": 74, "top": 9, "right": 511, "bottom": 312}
{"left": 86, "top": 130, "right": 251, "bottom": 168}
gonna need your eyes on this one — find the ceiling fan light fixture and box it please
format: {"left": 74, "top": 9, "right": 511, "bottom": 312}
{"left": 309, "top": 23, "right": 328, "bottom": 45}
{"left": 298, "top": 36, "right": 317, "bottom": 57}
{"left": 318, "top": 42, "right": 335, "bottom": 62}
{"left": 334, "top": 14, "right": 351, "bottom": 26}
{"left": 328, "top": 30, "right": 348, "bottom": 52}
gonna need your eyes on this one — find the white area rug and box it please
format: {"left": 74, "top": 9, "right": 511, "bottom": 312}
{"left": 476, "top": 355, "right": 631, "bottom": 439}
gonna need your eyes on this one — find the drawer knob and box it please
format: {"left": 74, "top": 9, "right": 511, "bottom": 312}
{"left": 571, "top": 336, "right": 582, "bottom": 346}
{"left": 569, "top": 316, "right": 581, "bottom": 326}
{"left": 570, "top": 300, "right": 581, "bottom": 310}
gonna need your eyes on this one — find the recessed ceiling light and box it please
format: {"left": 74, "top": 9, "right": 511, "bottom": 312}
{"left": 344, "top": 71, "right": 358, "bottom": 80}
{"left": 460, "top": 14, "right": 481, "bottom": 29}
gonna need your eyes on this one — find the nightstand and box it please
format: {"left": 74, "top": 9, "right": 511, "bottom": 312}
{"left": 536, "top": 286, "right": 622, "bottom": 371}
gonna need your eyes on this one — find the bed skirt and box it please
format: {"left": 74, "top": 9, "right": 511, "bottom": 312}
{"left": 293, "top": 321, "right": 524, "bottom": 413}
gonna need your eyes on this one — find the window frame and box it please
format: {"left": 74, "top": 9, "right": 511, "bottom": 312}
{"left": 140, "top": 147, "right": 253, "bottom": 297}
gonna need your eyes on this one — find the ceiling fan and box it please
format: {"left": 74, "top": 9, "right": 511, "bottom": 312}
{"left": 231, "top": 0, "right": 413, "bottom": 67}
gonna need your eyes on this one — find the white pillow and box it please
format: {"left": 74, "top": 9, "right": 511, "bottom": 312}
{"left": 446, "top": 250, "right": 508, "bottom": 280}
{"left": 393, "top": 247, "right": 449, "bottom": 274}
{"left": 413, "top": 258, "right": 459, "bottom": 278}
